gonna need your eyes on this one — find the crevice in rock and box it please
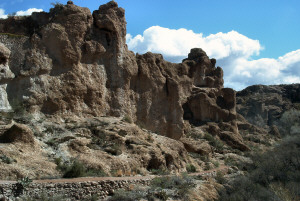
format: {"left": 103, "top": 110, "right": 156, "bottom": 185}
{"left": 164, "top": 153, "right": 174, "bottom": 168}
{"left": 182, "top": 102, "right": 193, "bottom": 121}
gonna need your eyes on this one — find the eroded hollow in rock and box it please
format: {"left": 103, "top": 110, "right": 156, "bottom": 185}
{"left": 41, "top": 99, "right": 60, "bottom": 115}
{"left": 182, "top": 102, "right": 193, "bottom": 121}
{"left": 0, "top": 56, "right": 7, "bottom": 65}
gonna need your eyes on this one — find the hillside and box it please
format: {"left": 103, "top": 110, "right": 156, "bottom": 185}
{"left": 0, "top": 1, "right": 298, "bottom": 201}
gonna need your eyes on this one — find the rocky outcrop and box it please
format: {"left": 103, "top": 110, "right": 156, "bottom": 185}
{"left": 0, "top": 43, "right": 14, "bottom": 111}
{"left": 0, "top": 1, "right": 245, "bottom": 149}
{"left": 0, "top": 123, "right": 34, "bottom": 144}
{"left": 236, "top": 84, "right": 300, "bottom": 130}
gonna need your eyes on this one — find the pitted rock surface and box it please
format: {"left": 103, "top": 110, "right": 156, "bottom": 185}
{"left": 0, "top": 1, "right": 245, "bottom": 147}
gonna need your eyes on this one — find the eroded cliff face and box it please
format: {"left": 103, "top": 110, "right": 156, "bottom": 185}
{"left": 0, "top": 1, "right": 246, "bottom": 148}
{"left": 237, "top": 84, "right": 300, "bottom": 135}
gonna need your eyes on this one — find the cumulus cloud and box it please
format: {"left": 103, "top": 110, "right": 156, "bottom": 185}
{"left": 0, "top": 8, "right": 42, "bottom": 19}
{"left": 127, "top": 26, "right": 300, "bottom": 90}
{"left": 15, "top": 8, "right": 43, "bottom": 16}
{"left": 221, "top": 49, "right": 300, "bottom": 89}
{"left": 0, "top": 8, "right": 7, "bottom": 19}
{"left": 126, "top": 26, "right": 261, "bottom": 62}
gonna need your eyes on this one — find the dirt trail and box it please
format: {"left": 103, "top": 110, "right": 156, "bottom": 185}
{"left": 0, "top": 166, "right": 228, "bottom": 184}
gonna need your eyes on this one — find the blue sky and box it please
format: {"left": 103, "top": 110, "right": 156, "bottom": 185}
{"left": 1, "top": 0, "right": 300, "bottom": 90}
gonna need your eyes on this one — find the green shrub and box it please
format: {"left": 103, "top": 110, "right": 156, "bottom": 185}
{"left": 0, "top": 154, "right": 16, "bottom": 164}
{"left": 108, "top": 189, "right": 144, "bottom": 201}
{"left": 49, "top": 2, "right": 64, "bottom": 15}
{"left": 85, "top": 168, "right": 107, "bottom": 177}
{"left": 204, "top": 162, "right": 211, "bottom": 170}
{"left": 186, "top": 130, "right": 202, "bottom": 140}
{"left": 186, "top": 164, "right": 196, "bottom": 173}
{"left": 151, "top": 175, "right": 196, "bottom": 199}
{"left": 56, "top": 159, "right": 107, "bottom": 178}
{"left": 122, "top": 115, "right": 132, "bottom": 123}
{"left": 218, "top": 135, "right": 300, "bottom": 201}
{"left": 12, "top": 177, "right": 32, "bottom": 197}
{"left": 224, "top": 156, "right": 238, "bottom": 167}
{"left": 46, "top": 138, "right": 57, "bottom": 147}
{"left": 156, "top": 190, "right": 168, "bottom": 201}
{"left": 151, "top": 176, "right": 174, "bottom": 189}
{"left": 212, "top": 160, "right": 220, "bottom": 168}
{"left": 63, "top": 160, "right": 86, "bottom": 178}
{"left": 151, "top": 175, "right": 195, "bottom": 190}
{"left": 277, "top": 109, "right": 300, "bottom": 136}
{"left": 204, "top": 133, "right": 224, "bottom": 152}
{"left": 215, "top": 171, "right": 226, "bottom": 184}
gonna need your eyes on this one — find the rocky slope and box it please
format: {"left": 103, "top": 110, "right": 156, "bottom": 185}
{"left": 236, "top": 84, "right": 300, "bottom": 135}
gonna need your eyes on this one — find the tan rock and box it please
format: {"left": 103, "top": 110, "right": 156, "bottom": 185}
{"left": 180, "top": 137, "right": 211, "bottom": 155}
{"left": 0, "top": 1, "right": 246, "bottom": 149}
{"left": 218, "top": 131, "right": 249, "bottom": 151}
{"left": 0, "top": 43, "right": 14, "bottom": 83}
{"left": 0, "top": 123, "right": 34, "bottom": 144}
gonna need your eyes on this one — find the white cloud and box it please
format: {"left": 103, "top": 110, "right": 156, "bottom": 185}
{"left": 0, "top": 8, "right": 42, "bottom": 19}
{"left": 127, "top": 26, "right": 300, "bottom": 90}
{"left": 15, "top": 8, "right": 43, "bottom": 16}
{"left": 0, "top": 8, "right": 7, "bottom": 19}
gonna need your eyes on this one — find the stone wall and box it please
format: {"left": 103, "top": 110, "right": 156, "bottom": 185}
{"left": 0, "top": 170, "right": 223, "bottom": 200}
{"left": 0, "top": 178, "right": 151, "bottom": 200}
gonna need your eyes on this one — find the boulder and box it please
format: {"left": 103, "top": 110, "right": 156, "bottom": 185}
{"left": 218, "top": 131, "right": 249, "bottom": 151}
{"left": 180, "top": 137, "right": 211, "bottom": 155}
{"left": 0, "top": 123, "right": 34, "bottom": 144}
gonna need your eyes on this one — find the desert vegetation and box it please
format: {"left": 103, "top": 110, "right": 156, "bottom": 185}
{"left": 276, "top": 109, "right": 300, "bottom": 136}
{"left": 218, "top": 134, "right": 300, "bottom": 201}
{"left": 108, "top": 174, "right": 198, "bottom": 201}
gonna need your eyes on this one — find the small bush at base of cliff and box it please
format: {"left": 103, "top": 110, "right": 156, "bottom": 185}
{"left": 204, "top": 133, "right": 224, "bottom": 152}
{"left": 0, "top": 154, "right": 16, "bottom": 164}
{"left": 186, "top": 164, "right": 196, "bottom": 173}
{"left": 56, "top": 158, "right": 107, "bottom": 178}
{"left": 62, "top": 160, "right": 86, "bottom": 178}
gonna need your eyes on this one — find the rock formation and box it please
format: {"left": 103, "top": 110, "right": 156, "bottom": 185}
{"left": 0, "top": 43, "right": 14, "bottom": 111}
{"left": 0, "top": 123, "right": 34, "bottom": 144}
{"left": 0, "top": 1, "right": 246, "bottom": 149}
{"left": 236, "top": 84, "right": 300, "bottom": 132}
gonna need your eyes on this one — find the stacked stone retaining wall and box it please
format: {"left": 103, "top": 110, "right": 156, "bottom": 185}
{"left": 0, "top": 178, "right": 151, "bottom": 200}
